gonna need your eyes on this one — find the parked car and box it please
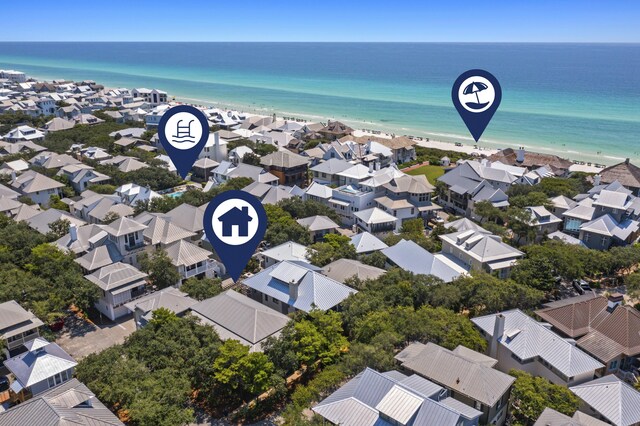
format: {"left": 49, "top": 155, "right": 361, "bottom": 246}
{"left": 572, "top": 279, "right": 591, "bottom": 295}
{"left": 49, "top": 317, "right": 65, "bottom": 332}
{"left": 0, "top": 376, "right": 9, "bottom": 392}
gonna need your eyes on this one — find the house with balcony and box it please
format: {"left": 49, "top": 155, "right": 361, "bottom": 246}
{"left": 310, "top": 158, "right": 353, "bottom": 186}
{"left": 382, "top": 239, "right": 467, "bottom": 283}
{"left": 354, "top": 207, "right": 398, "bottom": 233}
{"left": 439, "top": 229, "right": 524, "bottom": 279}
{"left": 10, "top": 170, "right": 65, "bottom": 206}
{"left": 374, "top": 174, "right": 440, "bottom": 225}
{"left": 2, "top": 125, "right": 45, "bottom": 143}
{"left": 85, "top": 262, "right": 148, "bottom": 321}
{"left": 124, "top": 287, "right": 197, "bottom": 329}
{"left": 0, "top": 301, "right": 44, "bottom": 360}
{"left": 535, "top": 293, "right": 640, "bottom": 379}
{"left": 104, "top": 217, "right": 147, "bottom": 265}
{"left": 296, "top": 215, "right": 340, "bottom": 242}
{"left": 3, "top": 338, "right": 77, "bottom": 398}
{"left": 131, "top": 88, "right": 167, "bottom": 106}
{"left": 242, "top": 261, "right": 357, "bottom": 314}
{"left": 395, "top": 342, "right": 515, "bottom": 426}
{"left": 164, "top": 239, "right": 222, "bottom": 285}
{"left": 260, "top": 150, "right": 309, "bottom": 187}
{"left": 57, "top": 164, "right": 110, "bottom": 193}
{"left": 472, "top": 310, "right": 604, "bottom": 386}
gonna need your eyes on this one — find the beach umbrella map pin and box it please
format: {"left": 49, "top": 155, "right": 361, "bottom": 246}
{"left": 452, "top": 69, "right": 502, "bottom": 142}
{"left": 158, "top": 105, "right": 210, "bottom": 178}
{"left": 203, "top": 190, "right": 268, "bottom": 282}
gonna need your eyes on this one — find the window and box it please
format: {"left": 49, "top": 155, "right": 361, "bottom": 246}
{"left": 48, "top": 376, "right": 55, "bottom": 388}
{"left": 610, "top": 360, "right": 618, "bottom": 370}
{"left": 584, "top": 233, "right": 590, "bottom": 242}
{"left": 475, "top": 401, "right": 482, "bottom": 410}
{"left": 601, "top": 236, "right": 608, "bottom": 246}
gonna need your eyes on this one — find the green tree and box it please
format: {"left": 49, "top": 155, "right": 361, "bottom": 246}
{"left": 360, "top": 250, "right": 387, "bottom": 269}
{"left": 625, "top": 272, "right": 640, "bottom": 298}
{"left": 181, "top": 277, "right": 224, "bottom": 301}
{"left": 307, "top": 234, "right": 356, "bottom": 266}
{"left": 242, "top": 152, "right": 261, "bottom": 166}
{"left": 102, "top": 211, "right": 120, "bottom": 224}
{"left": 510, "top": 256, "right": 557, "bottom": 292}
{"left": 474, "top": 200, "right": 502, "bottom": 223}
{"left": 46, "top": 218, "right": 71, "bottom": 240}
{"left": 509, "top": 370, "right": 580, "bottom": 425}
{"left": 139, "top": 249, "right": 181, "bottom": 289}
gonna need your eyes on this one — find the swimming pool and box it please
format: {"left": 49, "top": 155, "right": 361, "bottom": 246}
{"left": 167, "top": 191, "right": 185, "bottom": 198}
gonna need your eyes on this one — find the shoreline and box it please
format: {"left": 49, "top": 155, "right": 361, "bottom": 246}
{"left": 17, "top": 70, "right": 608, "bottom": 172}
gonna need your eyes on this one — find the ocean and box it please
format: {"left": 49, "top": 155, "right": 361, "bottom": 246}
{"left": 0, "top": 42, "right": 638, "bottom": 165}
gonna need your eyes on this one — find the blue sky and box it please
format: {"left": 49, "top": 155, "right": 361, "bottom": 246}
{"left": 1, "top": 0, "right": 638, "bottom": 42}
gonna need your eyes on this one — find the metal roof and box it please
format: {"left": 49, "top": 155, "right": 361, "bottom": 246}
{"left": 382, "top": 239, "right": 465, "bottom": 283}
{"left": 0, "top": 300, "right": 44, "bottom": 338}
{"left": 296, "top": 215, "right": 340, "bottom": 231}
{"left": 4, "top": 338, "right": 77, "bottom": 388}
{"left": 350, "top": 232, "right": 388, "bottom": 254}
{"left": 322, "top": 259, "right": 386, "bottom": 283}
{"left": 570, "top": 375, "right": 640, "bottom": 426}
{"left": 472, "top": 310, "right": 604, "bottom": 377}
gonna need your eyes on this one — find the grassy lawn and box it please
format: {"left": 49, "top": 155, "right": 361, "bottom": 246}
{"left": 405, "top": 165, "right": 445, "bottom": 182}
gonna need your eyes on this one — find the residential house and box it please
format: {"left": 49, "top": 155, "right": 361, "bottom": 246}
{"left": 549, "top": 195, "right": 577, "bottom": 217}
{"left": 313, "top": 367, "right": 482, "bottom": 426}
{"left": 0, "top": 301, "right": 43, "bottom": 359}
{"left": 242, "top": 261, "right": 357, "bottom": 314}
{"left": 570, "top": 375, "right": 640, "bottom": 426}
{"left": 444, "top": 217, "right": 491, "bottom": 234}
{"left": 374, "top": 174, "right": 440, "bottom": 225}
{"left": 488, "top": 147, "right": 573, "bottom": 177}
{"left": 349, "top": 231, "right": 388, "bottom": 254}
{"left": 439, "top": 229, "right": 524, "bottom": 278}
{"left": 310, "top": 158, "right": 353, "bottom": 186}
{"left": 535, "top": 293, "right": 640, "bottom": 377}
{"left": 242, "top": 181, "right": 297, "bottom": 205}
{"left": 258, "top": 241, "right": 310, "bottom": 268}
{"left": 2, "top": 125, "right": 45, "bottom": 143}
{"left": 192, "top": 157, "right": 219, "bottom": 181}
{"left": 296, "top": 215, "right": 340, "bottom": 242}
{"left": 164, "top": 239, "right": 222, "bottom": 285}
{"left": 190, "top": 290, "right": 290, "bottom": 352}
{"left": 353, "top": 207, "right": 399, "bottom": 233}
{"left": 0, "top": 378, "right": 124, "bottom": 425}
{"left": 395, "top": 342, "right": 515, "bottom": 425}
{"left": 534, "top": 408, "right": 609, "bottom": 426}
{"left": 42, "top": 117, "right": 75, "bottom": 133}
{"left": 124, "top": 287, "right": 197, "bottom": 329}
{"left": 260, "top": 150, "right": 309, "bottom": 187}
{"left": 471, "top": 310, "right": 604, "bottom": 386}
{"left": 321, "top": 258, "right": 386, "bottom": 283}
{"left": 164, "top": 203, "right": 205, "bottom": 236}
{"left": 131, "top": 88, "right": 167, "bottom": 106}
{"left": 104, "top": 217, "right": 147, "bottom": 265}
{"left": 211, "top": 161, "right": 279, "bottom": 186}
{"left": 339, "top": 134, "right": 417, "bottom": 164}
{"left": 30, "top": 152, "right": 81, "bottom": 170}
{"left": 437, "top": 160, "right": 517, "bottom": 216}
{"left": 57, "top": 164, "right": 110, "bottom": 192}
{"left": 85, "top": 262, "right": 148, "bottom": 321}
{"left": 382, "top": 239, "right": 467, "bottom": 283}
{"left": 318, "top": 120, "right": 354, "bottom": 140}
{"left": 0, "top": 159, "right": 29, "bottom": 175}
{"left": 115, "top": 183, "right": 161, "bottom": 206}
{"left": 525, "top": 205, "right": 562, "bottom": 238}
{"left": 25, "top": 209, "right": 86, "bottom": 234}
{"left": 3, "top": 338, "right": 77, "bottom": 398}
{"left": 228, "top": 145, "right": 253, "bottom": 164}
{"left": 10, "top": 170, "right": 65, "bottom": 206}
{"left": 597, "top": 158, "right": 640, "bottom": 195}
{"left": 199, "top": 132, "right": 228, "bottom": 162}
{"left": 101, "top": 155, "right": 149, "bottom": 172}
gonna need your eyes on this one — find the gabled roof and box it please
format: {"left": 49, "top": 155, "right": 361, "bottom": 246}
{"left": 304, "top": 181, "right": 333, "bottom": 199}
{"left": 526, "top": 205, "right": 562, "bottom": 225}
{"left": 313, "top": 368, "right": 480, "bottom": 426}
{"left": 55, "top": 224, "right": 107, "bottom": 254}
{"left": 124, "top": 287, "right": 196, "bottom": 317}
{"left": 322, "top": 259, "right": 386, "bottom": 283}
{"left": 444, "top": 218, "right": 490, "bottom": 234}
{"left": 439, "top": 230, "right": 524, "bottom": 264}
{"left": 580, "top": 214, "right": 639, "bottom": 240}
{"left": 395, "top": 342, "right": 514, "bottom": 406}
{"left": 191, "top": 290, "right": 290, "bottom": 351}
{"left": 353, "top": 207, "right": 398, "bottom": 225}
{"left": 382, "top": 239, "right": 466, "bottom": 283}
{"left": 4, "top": 338, "right": 77, "bottom": 388}
{"left": 243, "top": 261, "right": 356, "bottom": 312}
{"left": 350, "top": 232, "right": 388, "bottom": 254}
{"left": 11, "top": 170, "right": 65, "bottom": 194}
{"left": 296, "top": 215, "right": 340, "bottom": 232}
{"left": 548, "top": 230, "right": 587, "bottom": 246}
{"left": 310, "top": 158, "right": 352, "bottom": 174}
{"left": 0, "top": 300, "right": 44, "bottom": 339}
{"left": 26, "top": 209, "right": 87, "bottom": 234}
{"left": 550, "top": 195, "right": 578, "bottom": 210}
{"left": 570, "top": 375, "right": 640, "bottom": 426}
{"left": 534, "top": 408, "right": 609, "bottom": 426}
{"left": 0, "top": 378, "right": 123, "bottom": 426}
{"left": 472, "top": 310, "right": 604, "bottom": 377}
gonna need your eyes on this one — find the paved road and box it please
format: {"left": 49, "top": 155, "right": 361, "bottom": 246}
{"left": 56, "top": 315, "right": 136, "bottom": 360}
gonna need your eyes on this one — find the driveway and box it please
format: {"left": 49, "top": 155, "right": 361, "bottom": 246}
{"left": 56, "top": 314, "right": 136, "bottom": 360}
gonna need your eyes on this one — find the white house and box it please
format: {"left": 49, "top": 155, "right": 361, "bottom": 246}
{"left": 85, "top": 262, "right": 148, "bottom": 321}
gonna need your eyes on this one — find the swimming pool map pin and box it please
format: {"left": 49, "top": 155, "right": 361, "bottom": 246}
{"left": 158, "top": 105, "right": 210, "bottom": 178}
{"left": 203, "top": 190, "right": 268, "bottom": 282}
{"left": 452, "top": 69, "right": 502, "bottom": 142}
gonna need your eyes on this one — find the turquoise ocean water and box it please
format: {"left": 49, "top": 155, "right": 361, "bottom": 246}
{"left": 0, "top": 42, "right": 638, "bottom": 164}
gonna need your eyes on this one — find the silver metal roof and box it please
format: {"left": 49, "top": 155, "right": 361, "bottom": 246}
{"left": 570, "top": 375, "right": 640, "bottom": 426}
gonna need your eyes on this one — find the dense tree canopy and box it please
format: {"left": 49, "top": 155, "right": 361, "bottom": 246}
{"left": 138, "top": 249, "right": 181, "bottom": 289}
{"left": 180, "top": 277, "right": 224, "bottom": 301}
{"left": 307, "top": 234, "right": 356, "bottom": 266}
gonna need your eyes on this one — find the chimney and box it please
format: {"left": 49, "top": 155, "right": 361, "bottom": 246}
{"left": 489, "top": 314, "right": 505, "bottom": 358}
{"left": 69, "top": 223, "right": 78, "bottom": 242}
{"left": 625, "top": 158, "right": 630, "bottom": 165}
{"left": 288, "top": 279, "right": 298, "bottom": 300}
{"left": 516, "top": 147, "right": 525, "bottom": 163}
{"left": 375, "top": 162, "right": 380, "bottom": 171}
{"left": 594, "top": 174, "right": 601, "bottom": 186}
{"left": 607, "top": 293, "right": 624, "bottom": 311}
{"left": 11, "top": 170, "right": 17, "bottom": 182}
{"left": 368, "top": 162, "right": 374, "bottom": 173}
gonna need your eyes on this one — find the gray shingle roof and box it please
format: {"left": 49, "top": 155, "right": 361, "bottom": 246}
{"left": 191, "top": 290, "right": 290, "bottom": 351}
{"left": 322, "top": 259, "right": 386, "bottom": 283}
{"left": 395, "top": 342, "right": 514, "bottom": 406}
{"left": 570, "top": 375, "right": 640, "bottom": 426}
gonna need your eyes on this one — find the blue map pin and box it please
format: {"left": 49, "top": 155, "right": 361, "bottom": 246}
{"left": 158, "top": 105, "right": 210, "bottom": 178}
{"left": 452, "top": 69, "right": 502, "bottom": 142}
{"left": 203, "top": 190, "right": 268, "bottom": 282}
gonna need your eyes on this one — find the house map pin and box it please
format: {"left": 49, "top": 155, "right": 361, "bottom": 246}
{"left": 158, "top": 104, "right": 210, "bottom": 178}
{"left": 203, "top": 190, "right": 268, "bottom": 282}
{"left": 452, "top": 69, "right": 502, "bottom": 142}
